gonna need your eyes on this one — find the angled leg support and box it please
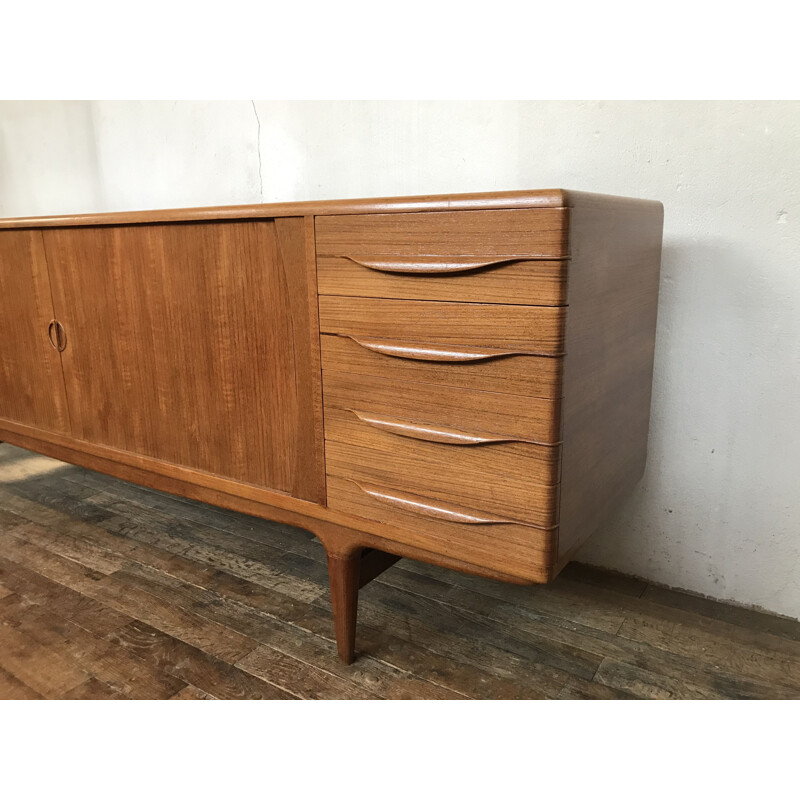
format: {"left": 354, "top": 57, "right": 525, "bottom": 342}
{"left": 326, "top": 547, "right": 402, "bottom": 664}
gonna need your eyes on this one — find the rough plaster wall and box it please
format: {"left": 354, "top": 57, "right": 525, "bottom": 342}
{"left": 1, "top": 100, "right": 798, "bottom": 619}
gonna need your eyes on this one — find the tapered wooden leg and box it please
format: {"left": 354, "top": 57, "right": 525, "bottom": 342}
{"left": 327, "top": 550, "right": 361, "bottom": 665}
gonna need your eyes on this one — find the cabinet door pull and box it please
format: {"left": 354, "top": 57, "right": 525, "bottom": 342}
{"left": 343, "top": 256, "right": 515, "bottom": 274}
{"left": 47, "top": 320, "right": 67, "bottom": 352}
{"left": 345, "top": 336, "right": 523, "bottom": 362}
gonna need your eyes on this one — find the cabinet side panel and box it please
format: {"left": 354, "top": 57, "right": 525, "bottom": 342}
{"left": 557, "top": 198, "right": 664, "bottom": 567}
{"left": 43, "top": 219, "right": 325, "bottom": 501}
{"left": 0, "top": 230, "right": 70, "bottom": 434}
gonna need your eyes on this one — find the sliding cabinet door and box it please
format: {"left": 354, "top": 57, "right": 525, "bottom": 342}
{"left": 0, "top": 230, "right": 70, "bottom": 434}
{"left": 42, "top": 218, "right": 324, "bottom": 502}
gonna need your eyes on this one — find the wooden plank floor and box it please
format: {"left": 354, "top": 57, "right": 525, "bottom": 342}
{"left": 1, "top": 443, "right": 799, "bottom": 700}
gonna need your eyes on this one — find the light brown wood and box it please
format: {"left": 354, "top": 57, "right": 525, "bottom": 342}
{"left": 556, "top": 195, "right": 664, "bottom": 565}
{"left": 324, "top": 408, "right": 559, "bottom": 527}
{"left": 0, "top": 230, "right": 70, "bottom": 434}
{"left": 326, "top": 476, "right": 554, "bottom": 582}
{"left": 319, "top": 296, "right": 566, "bottom": 354}
{"left": 354, "top": 482, "right": 526, "bottom": 525}
{"left": 327, "top": 551, "right": 360, "bottom": 665}
{"left": 0, "top": 189, "right": 663, "bottom": 664}
{"left": 342, "top": 409, "right": 551, "bottom": 446}
{"left": 0, "top": 422, "right": 541, "bottom": 588}
{"left": 320, "top": 334, "right": 563, "bottom": 398}
{"left": 315, "top": 208, "right": 569, "bottom": 259}
{"left": 318, "top": 256, "right": 567, "bottom": 305}
{"left": 42, "top": 218, "right": 324, "bottom": 503}
{"left": 0, "top": 189, "right": 572, "bottom": 230}
{"left": 329, "top": 337, "right": 522, "bottom": 362}
{"left": 323, "top": 371, "right": 562, "bottom": 444}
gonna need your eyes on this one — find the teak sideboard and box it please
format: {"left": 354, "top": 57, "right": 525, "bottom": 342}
{"left": 0, "top": 189, "right": 663, "bottom": 663}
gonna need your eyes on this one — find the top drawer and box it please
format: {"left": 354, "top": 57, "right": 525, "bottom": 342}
{"left": 315, "top": 208, "right": 569, "bottom": 306}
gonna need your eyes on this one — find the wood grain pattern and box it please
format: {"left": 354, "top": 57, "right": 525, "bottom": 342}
{"left": 324, "top": 409, "right": 559, "bottom": 528}
{"left": 342, "top": 409, "right": 552, "bottom": 447}
{"left": 323, "top": 371, "right": 561, "bottom": 444}
{"left": 327, "top": 551, "right": 360, "bottom": 664}
{"left": 43, "top": 218, "right": 324, "bottom": 502}
{"left": 319, "top": 296, "right": 566, "bottom": 354}
{"left": 0, "top": 188, "right": 571, "bottom": 230}
{"left": 0, "top": 422, "right": 543, "bottom": 587}
{"left": 352, "top": 482, "right": 534, "bottom": 525}
{"left": 320, "top": 334, "right": 563, "bottom": 398}
{"left": 556, "top": 194, "right": 664, "bottom": 565}
{"left": 0, "top": 230, "right": 70, "bottom": 434}
{"left": 326, "top": 475, "right": 554, "bottom": 582}
{"left": 315, "top": 208, "right": 569, "bottom": 259}
{"left": 318, "top": 256, "right": 567, "bottom": 305}
{"left": 332, "top": 337, "right": 521, "bottom": 362}
{"left": 0, "top": 189, "right": 664, "bottom": 665}
{"left": 0, "top": 620, "right": 90, "bottom": 698}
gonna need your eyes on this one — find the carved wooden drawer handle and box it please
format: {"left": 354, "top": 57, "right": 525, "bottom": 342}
{"left": 344, "top": 256, "right": 516, "bottom": 274}
{"left": 349, "top": 410, "right": 524, "bottom": 446}
{"left": 345, "top": 336, "right": 520, "bottom": 362}
{"left": 354, "top": 481, "right": 517, "bottom": 525}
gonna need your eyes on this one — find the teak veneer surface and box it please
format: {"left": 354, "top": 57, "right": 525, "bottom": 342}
{"left": 325, "top": 476, "right": 554, "bottom": 583}
{"left": 40, "top": 219, "right": 325, "bottom": 503}
{"left": 320, "top": 334, "right": 564, "bottom": 398}
{"left": 324, "top": 430, "right": 559, "bottom": 529}
{"left": 317, "top": 257, "right": 568, "bottom": 306}
{"left": 0, "top": 189, "right": 664, "bottom": 665}
{"left": 315, "top": 208, "right": 570, "bottom": 259}
{"left": 556, "top": 195, "right": 664, "bottom": 565}
{"left": 318, "top": 296, "right": 566, "bottom": 355}
{"left": 323, "top": 371, "right": 562, "bottom": 445}
{"left": 0, "top": 231, "right": 70, "bottom": 434}
{"left": 0, "top": 189, "right": 583, "bottom": 229}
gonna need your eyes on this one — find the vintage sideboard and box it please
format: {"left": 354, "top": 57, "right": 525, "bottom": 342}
{"left": 0, "top": 189, "right": 664, "bottom": 663}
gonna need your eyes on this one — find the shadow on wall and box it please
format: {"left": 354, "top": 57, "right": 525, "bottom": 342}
{"left": 576, "top": 236, "right": 800, "bottom": 609}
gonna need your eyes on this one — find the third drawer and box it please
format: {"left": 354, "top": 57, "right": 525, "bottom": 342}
{"left": 323, "top": 371, "right": 562, "bottom": 445}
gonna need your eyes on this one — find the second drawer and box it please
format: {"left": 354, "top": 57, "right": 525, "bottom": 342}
{"left": 320, "top": 333, "right": 563, "bottom": 399}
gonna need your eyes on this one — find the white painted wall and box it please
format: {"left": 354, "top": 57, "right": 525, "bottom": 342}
{"left": 1, "top": 100, "right": 798, "bottom": 619}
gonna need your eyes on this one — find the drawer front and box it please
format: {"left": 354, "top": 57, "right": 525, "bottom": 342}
{"left": 317, "top": 257, "right": 567, "bottom": 306}
{"left": 319, "top": 297, "right": 565, "bottom": 355}
{"left": 321, "top": 333, "right": 563, "bottom": 399}
{"left": 315, "top": 208, "right": 569, "bottom": 259}
{"left": 327, "top": 475, "right": 556, "bottom": 582}
{"left": 325, "top": 406, "right": 560, "bottom": 527}
{"left": 324, "top": 371, "right": 561, "bottom": 445}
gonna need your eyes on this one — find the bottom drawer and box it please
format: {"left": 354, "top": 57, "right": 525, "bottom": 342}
{"left": 325, "top": 407, "right": 559, "bottom": 527}
{"left": 327, "top": 474, "right": 556, "bottom": 583}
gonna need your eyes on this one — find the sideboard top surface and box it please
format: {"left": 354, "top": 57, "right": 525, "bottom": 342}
{"left": 0, "top": 189, "right": 662, "bottom": 230}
